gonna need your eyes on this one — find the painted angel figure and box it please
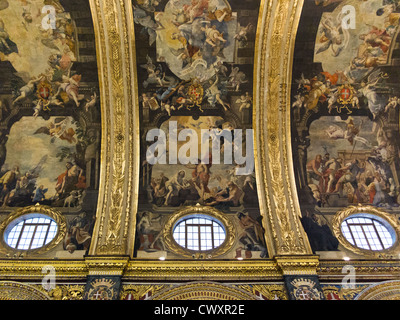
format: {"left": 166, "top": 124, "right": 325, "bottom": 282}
{"left": 234, "top": 23, "right": 254, "bottom": 46}
{"left": 358, "top": 70, "right": 388, "bottom": 119}
{"left": 13, "top": 75, "right": 45, "bottom": 105}
{"left": 182, "top": 0, "right": 209, "bottom": 24}
{"left": 136, "top": 0, "right": 160, "bottom": 12}
{"left": 84, "top": 91, "right": 98, "bottom": 112}
{"left": 229, "top": 67, "right": 248, "bottom": 92}
{"left": 291, "top": 94, "right": 304, "bottom": 109}
{"left": 236, "top": 92, "right": 252, "bottom": 112}
{"left": 295, "top": 73, "right": 311, "bottom": 90}
{"left": 34, "top": 117, "right": 76, "bottom": 144}
{"left": 205, "top": 75, "right": 230, "bottom": 111}
{"left": 325, "top": 116, "right": 372, "bottom": 148}
{"left": 161, "top": 101, "right": 175, "bottom": 116}
{"left": 292, "top": 94, "right": 305, "bottom": 120}
{"left": 0, "top": 18, "right": 18, "bottom": 56}
{"left": 53, "top": 64, "right": 84, "bottom": 107}
{"left": 140, "top": 55, "right": 172, "bottom": 88}
{"left": 32, "top": 95, "right": 64, "bottom": 118}
{"left": 133, "top": 5, "right": 161, "bottom": 46}
{"left": 316, "top": 13, "right": 349, "bottom": 57}
{"left": 140, "top": 54, "right": 157, "bottom": 72}
{"left": 213, "top": 60, "right": 228, "bottom": 76}
{"left": 384, "top": 96, "right": 400, "bottom": 113}
{"left": 326, "top": 87, "right": 339, "bottom": 114}
{"left": 201, "top": 22, "right": 227, "bottom": 57}
{"left": 169, "top": 33, "right": 196, "bottom": 68}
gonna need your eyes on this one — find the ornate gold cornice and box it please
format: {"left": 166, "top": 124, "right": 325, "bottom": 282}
{"left": 0, "top": 260, "right": 88, "bottom": 280}
{"left": 0, "top": 258, "right": 398, "bottom": 282}
{"left": 318, "top": 259, "right": 400, "bottom": 281}
{"left": 85, "top": 256, "right": 130, "bottom": 276}
{"left": 275, "top": 255, "right": 320, "bottom": 275}
{"left": 124, "top": 260, "right": 281, "bottom": 281}
{"left": 0, "top": 259, "right": 282, "bottom": 281}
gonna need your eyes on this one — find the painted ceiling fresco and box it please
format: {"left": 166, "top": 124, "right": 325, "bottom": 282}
{"left": 133, "top": 0, "right": 267, "bottom": 259}
{"left": 291, "top": 0, "right": 400, "bottom": 253}
{"left": 0, "top": 0, "right": 101, "bottom": 257}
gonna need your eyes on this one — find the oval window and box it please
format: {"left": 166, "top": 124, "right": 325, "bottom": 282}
{"left": 4, "top": 214, "right": 58, "bottom": 250}
{"left": 341, "top": 214, "right": 395, "bottom": 251}
{"left": 172, "top": 215, "right": 226, "bottom": 251}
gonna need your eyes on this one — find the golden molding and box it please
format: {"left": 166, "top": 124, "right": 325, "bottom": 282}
{"left": 162, "top": 205, "right": 235, "bottom": 259}
{"left": 85, "top": 256, "right": 130, "bottom": 276}
{"left": 0, "top": 257, "right": 398, "bottom": 280}
{"left": 332, "top": 205, "right": 400, "bottom": 259}
{"left": 125, "top": 259, "right": 282, "bottom": 280}
{"left": 150, "top": 282, "right": 258, "bottom": 300}
{"left": 0, "top": 205, "right": 66, "bottom": 256}
{"left": 0, "top": 281, "right": 51, "bottom": 300}
{"left": 318, "top": 259, "right": 400, "bottom": 281}
{"left": 0, "top": 260, "right": 88, "bottom": 279}
{"left": 0, "top": 259, "right": 282, "bottom": 281}
{"left": 275, "top": 255, "right": 320, "bottom": 275}
{"left": 355, "top": 280, "right": 400, "bottom": 300}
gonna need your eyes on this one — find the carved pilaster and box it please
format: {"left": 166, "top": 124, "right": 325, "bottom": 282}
{"left": 275, "top": 255, "right": 324, "bottom": 300}
{"left": 83, "top": 256, "right": 129, "bottom": 300}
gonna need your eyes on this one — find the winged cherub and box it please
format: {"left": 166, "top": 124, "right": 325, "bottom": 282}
{"left": 34, "top": 117, "right": 76, "bottom": 144}
{"left": 316, "top": 16, "right": 347, "bottom": 57}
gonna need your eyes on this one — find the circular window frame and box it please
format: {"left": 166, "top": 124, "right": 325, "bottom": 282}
{"left": 332, "top": 205, "right": 400, "bottom": 258}
{"left": 0, "top": 205, "right": 66, "bottom": 256}
{"left": 163, "top": 206, "right": 235, "bottom": 258}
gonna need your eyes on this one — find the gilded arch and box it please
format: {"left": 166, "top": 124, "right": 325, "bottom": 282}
{"left": 252, "top": 0, "right": 312, "bottom": 256}
{"left": 85, "top": 1, "right": 316, "bottom": 262}
{"left": 355, "top": 280, "right": 400, "bottom": 300}
{"left": 0, "top": 281, "right": 50, "bottom": 300}
{"left": 87, "top": 0, "right": 315, "bottom": 266}
{"left": 150, "top": 281, "right": 259, "bottom": 300}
